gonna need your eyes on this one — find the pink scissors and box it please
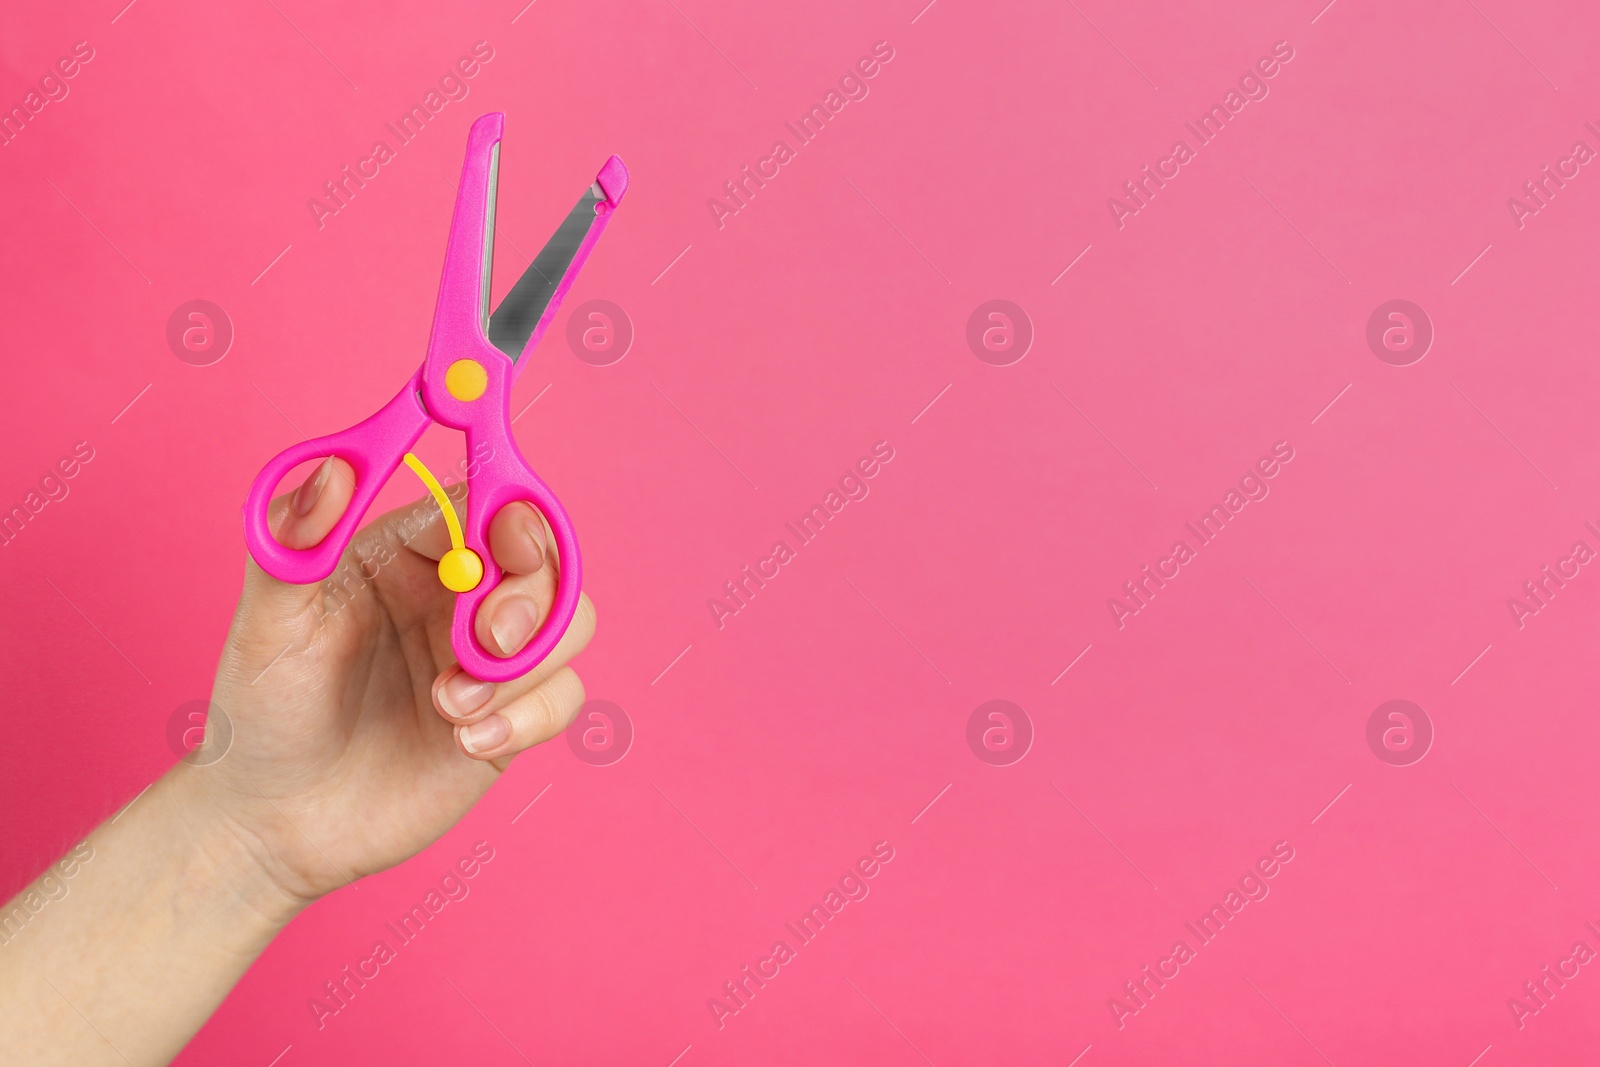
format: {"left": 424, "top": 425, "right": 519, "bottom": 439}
{"left": 243, "top": 112, "right": 627, "bottom": 681}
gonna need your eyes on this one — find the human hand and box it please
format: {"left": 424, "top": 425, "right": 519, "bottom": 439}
{"left": 182, "top": 457, "right": 594, "bottom": 908}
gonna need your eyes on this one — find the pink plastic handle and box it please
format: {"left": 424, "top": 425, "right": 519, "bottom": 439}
{"left": 446, "top": 414, "right": 583, "bottom": 683}
{"left": 241, "top": 375, "right": 429, "bottom": 584}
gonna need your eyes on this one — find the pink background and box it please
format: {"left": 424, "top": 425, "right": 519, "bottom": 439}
{"left": 4, "top": 0, "right": 1600, "bottom": 1062}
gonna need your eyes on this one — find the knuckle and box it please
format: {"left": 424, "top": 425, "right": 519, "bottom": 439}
{"left": 524, "top": 683, "right": 563, "bottom": 741}
{"left": 571, "top": 594, "right": 598, "bottom": 644}
{"left": 563, "top": 670, "right": 586, "bottom": 721}
{"left": 519, "top": 669, "right": 584, "bottom": 744}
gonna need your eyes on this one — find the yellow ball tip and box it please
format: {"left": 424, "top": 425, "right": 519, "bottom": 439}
{"left": 438, "top": 547, "right": 484, "bottom": 592}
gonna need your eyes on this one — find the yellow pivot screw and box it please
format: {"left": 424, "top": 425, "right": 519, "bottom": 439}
{"left": 401, "top": 452, "right": 483, "bottom": 592}
{"left": 445, "top": 359, "right": 488, "bottom": 401}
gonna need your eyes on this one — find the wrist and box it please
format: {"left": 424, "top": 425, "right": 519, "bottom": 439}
{"left": 157, "top": 765, "right": 312, "bottom": 936}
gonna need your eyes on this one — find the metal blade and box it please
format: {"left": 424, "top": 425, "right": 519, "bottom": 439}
{"left": 479, "top": 143, "right": 500, "bottom": 336}
{"left": 486, "top": 181, "right": 604, "bottom": 361}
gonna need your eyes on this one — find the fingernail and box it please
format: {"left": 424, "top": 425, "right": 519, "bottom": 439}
{"left": 520, "top": 517, "right": 547, "bottom": 571}
{"left": 459, "top": 714, "right": 509, "bottom": 754}
{"left": 292, "top": 459, "right": 332, "bottom": 517}
{"left": 489, "top": 598, "right": 539, "bottom": 656}
{"left": 439, "top": 672, "right": 494, "bottom": 719}
{"left": 523, "top": 517, "right": 547, "bottom": 555}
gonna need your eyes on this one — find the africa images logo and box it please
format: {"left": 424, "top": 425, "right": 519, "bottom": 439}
{"left": 706, "top": 842, "right": 896, "bottom": 1029}
{"left": 707, "top": 442, "right": 895, "bottom": 629}
{"left": 1106, "top": 442, "right": 1295, "bottom": 628}
{"left": 305, "top": 42, "right": 496, "bottom": 230}
{"left": 705, "top": 41, "right": 896, "bottom": 230}
{"left": 1105, "top": 41, "right": 1295, "bottom": 229}
{"left": 1107, "top": 841, "right": 1296, "bottom": 1029}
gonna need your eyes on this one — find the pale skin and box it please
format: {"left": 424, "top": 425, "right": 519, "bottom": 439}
{"left": 0, "top": 459, "right": 595, "bottom": 1066}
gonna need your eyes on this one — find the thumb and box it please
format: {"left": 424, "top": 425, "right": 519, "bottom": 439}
{"left": 242, "top": 457, "right": 358, "bottom": 616}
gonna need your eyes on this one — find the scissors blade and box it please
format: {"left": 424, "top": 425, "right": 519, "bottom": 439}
{"left": 486, "top": 181, "right": 605, "bottom": 362}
